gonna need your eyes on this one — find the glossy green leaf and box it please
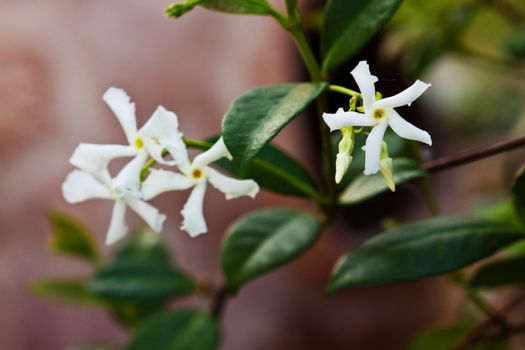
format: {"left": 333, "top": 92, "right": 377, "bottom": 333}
{"left": 32, "top": 279, "right": 101, "bottom": 306}
{"left": 48, "top": 212, "right": 99, "bottom": 264}
{"left": 128, "top": 310, "right": 219, "bottom": 350}
{"left": 222, "top": 209, "right": 321, "bottom": 293}
{"left": 339, "top": 158, "right": 425, "bottom": 205}
{"left": 470, "top": 254, "right": 525, "bottom": 288}
{"left": 222, "top": 83, "right": 326, "bottom": 170}
{"left": 329, "top": 216, "right": 524, "bottom": 293}
{"left": 166, "top": 0, "right": 276, "bottom": 19}
{"left": 407, "top": 323, "right": 473, "bottom": 350}
{"left": 321, "top": 0, "right": 403, "bottom": 71}
{"left": 89, "top": 261, "right": 195, "bottom": 302}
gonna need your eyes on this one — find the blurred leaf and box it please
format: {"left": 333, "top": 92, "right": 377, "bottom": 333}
{"left": 32, "top": 279, "right": 101, "bottom": 306}
{"left": 512, "top": 164, "right": 525, "bottom": 223}
{"left": 222, "top": 209, "right": 321, "bottom": 293}
{"left": 321, "top": 0, "right": 403, "bottom": 71}
{"left": 128, "top": 310, "right": 219, "bottom": 350}
{"left": 407, "top": 323, "right": 473, "bottom": 350}
{"left": 471, "top": 254, "right": 525, "bottom": 287}
{"left": 339, "top": 158, "right": 425, "bottom": 205}
{"left": 222, "top": 83, "right": 326, "bottom": 171}
{"left": 48, "top": 212, "right": 99, "bottom": 264}
{"left": 89, "top": 260, "right": 195, "bottom": 303}
{"left": 166, "top": 0, "right": 275, "bottom": 18}
{"left": 506, "top": 29, "right": 525, "bottom": 60}
{"left": 114, "top": 229, "right": 171, "bottom": 264}
{"left": 329, "top": 216, "right": 524, "bottom": 293}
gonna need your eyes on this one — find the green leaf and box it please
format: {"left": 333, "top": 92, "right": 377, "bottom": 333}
{"left": 48, "top": 212, "right": 99, "bottom": 264}
{"left": 505, "top": 29, "right": 525, "bottom": 60}
{"left": 128, "top": 310, "right": 219, "bottom": 350}
{"left": 512, "top": 164, "right": 525, "bottom": 223}
{"left": 470, "top": 254, "right": 525, "bottom": 288}
{"left": 166, "top": 0, "right": 276, "bottom": 19}
{"left": 114, "top": 229, "right": 171, "bottom": 264}
{"left": 222, "top": 83, "right": 326, "bottom": 170}
{"left": 329, "top": 216, "right": 524, "bottom": 293}
{"left": 222, "top": 209, "right": 321, "bottom": 293}
{"left": 32, "top": 279, "right": 101, "bottom": 306}
{"left": 89, "top": 261, "right": 195, "bottom": 302}
{"left": 339, "top": 158, "right": 425, "bottom": 205}
{"left": 407, "top": 323, "right": 473, "bottom": 350}
{"left": 321, "top": 0, "right": 403, "bottom": 71}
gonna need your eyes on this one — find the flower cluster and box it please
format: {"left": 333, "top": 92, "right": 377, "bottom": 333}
{"left": 323, "top": 61, "right": 432, "bottom": 189}
{"left": 62, "top": 87, "right": 259, "bottom": 245}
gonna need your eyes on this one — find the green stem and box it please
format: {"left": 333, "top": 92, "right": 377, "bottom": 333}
{"left": 288, "top": 25, "right": 322, "bottom": 82}
{"left": 328, "top": 84, "right": 360, "bottom": 97}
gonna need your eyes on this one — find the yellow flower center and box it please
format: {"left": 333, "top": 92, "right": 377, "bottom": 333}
{"left": 191, "top": 168, "right": 204, "bottom": 179}
{"left": 373, "top": 108, "right": 386, "bottom": 120}
{"left": 134, "top": 137, "right": 145, "bottom": 149}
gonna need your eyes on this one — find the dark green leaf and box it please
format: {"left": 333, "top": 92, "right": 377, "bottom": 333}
{"left": 222, "top": 209, "right": 321, "bottom": 293}
{"left": 321, "top": 0, "right": 403, "bottom": 71}
{"left": 89, "top": 261, "right": 195, "bottom": 302}
{"left": 329, "top": 216, "right": 524, "bottom": 293}
{"left": 32, "top": 279, "right": 101, "bottom": 306}
{"left": 339, "top": 158, "right": 425, "bottom": 205}
{"left": 48, "top": 212, "right": 99, "bottom": 264}
{"left": 505, "top": 29, "right": 525, "bottom": 60}
{"left": 128, "top": 310, "right": 219, "bottom": 350}
{"left": 471, "top": 254, "right": 525, "bottom": 288}
{"left": 166, "top": 0, "right": 276, "bottom": 19}
{"left": 407, "top": 323, "right": 473, "bottom": 350}
{"left": 222, "top": 83, "right": 326, "bottom": 170}
{"left": 115, "top": 229, "right": 171, "bottom": 264}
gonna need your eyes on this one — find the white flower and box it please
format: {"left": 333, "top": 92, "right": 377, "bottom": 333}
{"left": 323, "top": 61, "right": 432, "bottom": 175}
{"left": 142, "top": 137, "right": 259, "bottom": 238}
{"left": 69, "top": 87, "right": 184, "bottom": 180}
{"left": 62, "top": 152, "right": 166, "bottom": 245}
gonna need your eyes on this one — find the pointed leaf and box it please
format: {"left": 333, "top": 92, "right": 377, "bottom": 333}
{"left": 167, "top": 0, "right": 276, "bottom": 19}
{"left": 222, "top": 209, "right": 321, "bottom": 293}
{"left": 128, "top": 310, "right": 219, "bottom": 350}
{"left": 329, "top": 216, "right": 524, "bottom": 293}
{"left": 321, "top": 0, "right": 403, "bottom": 71}
{"left": 222, "top": 83, "right": 326, "bottom": 170}
{"left": 339, "top": 158, "right": 425, "bottom": 205}
{"left": 471, "top": 254, "right": 525, "bottom": 288}
{"left": 32, "top": 279, "right": 101, "bottom": 306}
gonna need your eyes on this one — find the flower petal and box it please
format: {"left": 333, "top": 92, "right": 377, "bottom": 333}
{"left": 142, "top": 169, "right": 194, "bottom": 200}
{"left": 206, "top": 167, "right": 259, "bottom": 199}
{"left": 192, "top": 137, "right": 232, "bottom": 168}
{"left": 102, "top": 87, "right": 138, "bottom": 144}
{"left": 105, "top": 201, "right": 128, "bottom": 245}
{"left": 62, "top": 170, "right": 112, "bottom": 204}
{"left": 69, "top": 143, "right": 136, "bottom": 181}
{"left": 351, "top": 61, "right": 378, "bottom": 114}
{"left": 126, "top": 198, "right": 166, "bottom": 233}
{"left": 113, "top": 151, "right": 148, "bottom": 196}
{"left": 323, "top": 108, "right": 375, "bottom": 132}
{"left": 363, "top": 122, "right": 388, "bottom": 175}
{"left": 375, "top": 80, "right": 431, "bottom": 109}
{"left": 335, "top": 152, "right": 352, "bottom": 184}
{"left": 387, "top": 109, "right": 432, "bottom": 145}
{"left": 181, "top": 183, "right": 207, "bottom": 237}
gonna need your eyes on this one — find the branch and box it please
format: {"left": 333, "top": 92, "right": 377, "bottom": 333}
{"left": 211, "top": 285, "right": 229, "bottom": 320}
{"left": 424, "top": 134, "right": 525, "bottom": 173}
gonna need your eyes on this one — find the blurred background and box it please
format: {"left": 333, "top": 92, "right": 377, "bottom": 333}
{"left": 1, "top": 0, "right": 524, "bottom": 349}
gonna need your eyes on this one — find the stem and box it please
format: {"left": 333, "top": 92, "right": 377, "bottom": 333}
{"left": 288, "top": 24, "right": 322, "bottom": 82}
{"left": 328, "top": 84, "right": 360, "bottom": 97}
{"left": 424, "top": 134, "right": 525, "bottom": 173}
{"left": 211, "top": 286, "right": 229, "bottom": 320}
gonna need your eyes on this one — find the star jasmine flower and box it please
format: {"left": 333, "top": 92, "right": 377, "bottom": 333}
{"left": 323, "top": 61, "right": 432, "bottom": 175}
{"left": 142, "top": 137, "right": 259, "bottom": 238}
{"left": 69, "top": 87, "right": 184, "bottom": 180}
{"left": 61, "top": 152, "right": 166, "bottom": 245}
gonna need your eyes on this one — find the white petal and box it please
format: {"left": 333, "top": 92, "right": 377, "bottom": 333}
{"left": 142, "top": 138, "right": 177, "bottom": 166}
{"left": 351, "top": 61, "right": 378, "bottom": 114}
{"left": 69, "top": 143, "right": 136, "bottom": 181}
{"left": 206, "top": 167, "right": 259, "bottom": 199}
{"left": 363, "top": 122, "right": 388, "bottom": 175}
{"left": 142, "top": 169, "right": 194, "bottom": 200}
{"left": 387, "top": 109, "right": 432, "bottom": 145}
{"left": 181, "top": 183, "right": 207, "bottom": 237}
{"left": 375, "top": 80, "right": 431, "bottom": 109}
{"left": 105, "top": 201, "right": 128, "bottom": 245}
{"left": 102, "top": 87, "right": 138, "bottom": 144}
{"left": 126, "top": 198, "right": 166, "bottom": 233}
{"left": 323, "top": 108, "right": 375, "bottom": 132}
{"left": 113, "top": 151, "right": 148, "bottom": 196}
{"left": 62, "top": 170, "right": 112, "bottom": 204}
{"left": 193, "top": 137, "right": 232, "bottom": 168}
{"left": 335, "top": 152, "right": 352, "bottom": 184}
